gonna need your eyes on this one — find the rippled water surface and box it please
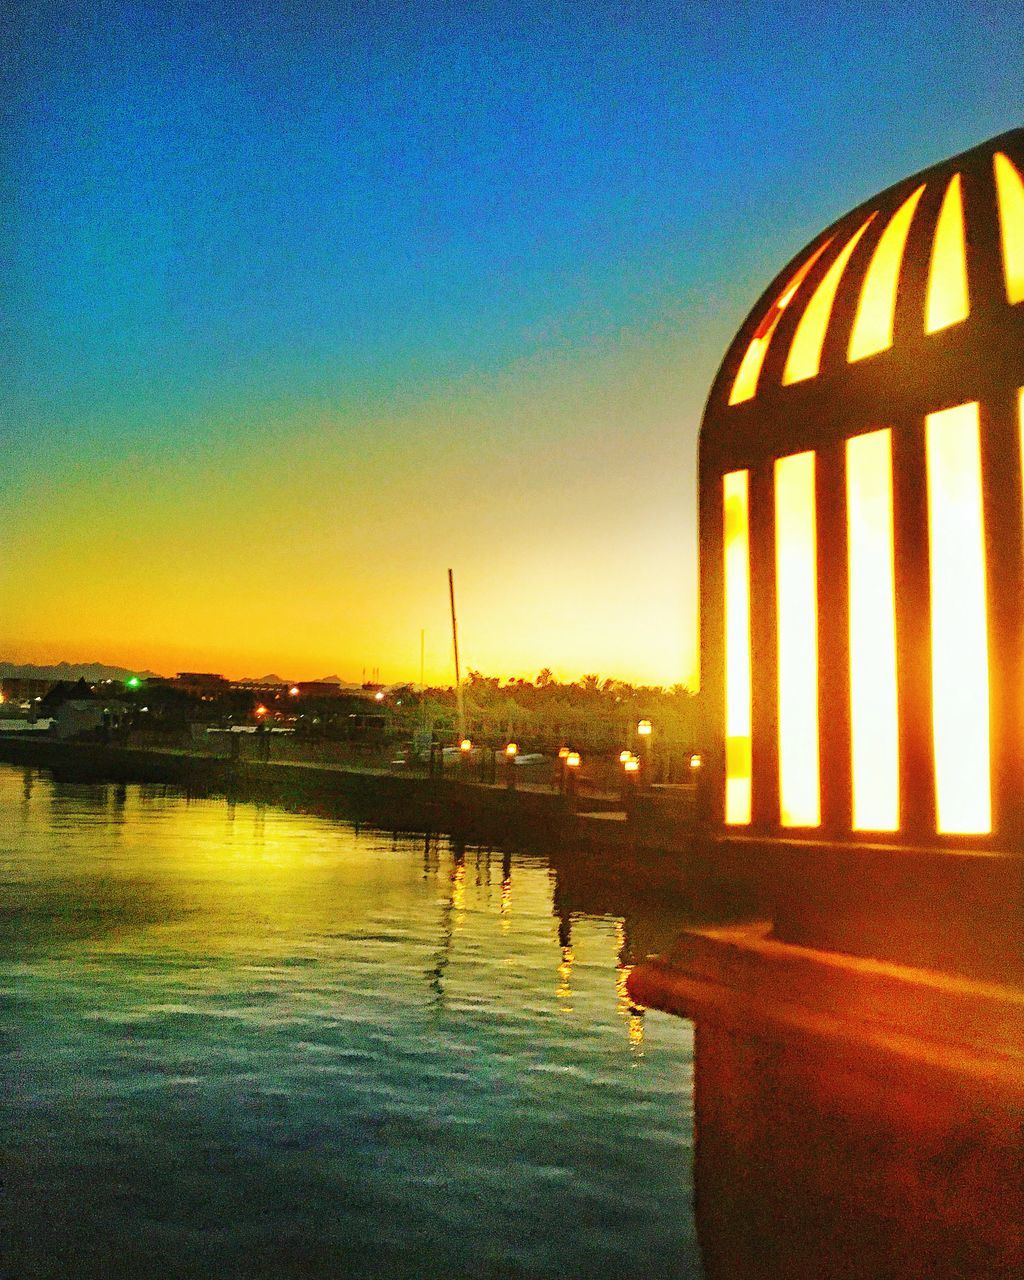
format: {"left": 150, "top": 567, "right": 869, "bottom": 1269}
{"left": 0, "top": 764, "right": 699, "bottom": 1278}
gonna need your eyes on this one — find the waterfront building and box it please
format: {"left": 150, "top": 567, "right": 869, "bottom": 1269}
{"left": 0, "top": 676, "right": 56, "bottom": 706}
{"left": 171, "top": 671, "right": 230, "bottom": 699}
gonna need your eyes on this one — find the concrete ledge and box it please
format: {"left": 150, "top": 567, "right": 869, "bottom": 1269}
{"left": 629, "top": 921, "right": 1024, "bottom": 1096}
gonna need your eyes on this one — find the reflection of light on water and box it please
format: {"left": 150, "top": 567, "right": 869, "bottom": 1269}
{"left": 615, "top": 963, "right": 632, "bottom": 1015}
{"left": 616, "top": 961, "right": 645, "bottom": 1055}
{"left": 0, "top": 765, "right": 699, "bottom": 1278}
{"left": 557, "top": 944, "right": 575, "bottom": 1010}
{"left": 628, "top": 1012, "right": 645, "bottom": 1055}
{"left": 451, "top": 860, "right": 466, "bottom": 917}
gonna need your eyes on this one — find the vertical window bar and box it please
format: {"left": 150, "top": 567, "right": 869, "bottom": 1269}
{"left": 775, "top": 451, "right": 821, "bottom": 827}
{"left": 847, "top": 429, "right": 899, "bottom": 831}
{"left": 925, "top": 402, "right": 992, "bottom": 836}
{"left": 723, "top": 470, "right": 753, "bottom": 825}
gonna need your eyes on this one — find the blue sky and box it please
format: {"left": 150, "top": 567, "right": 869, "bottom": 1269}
{"left": 3, "top": 1, "right": 1021, "bottom": 681}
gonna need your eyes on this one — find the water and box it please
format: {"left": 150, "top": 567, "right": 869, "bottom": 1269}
{"left": 0, "top": 764, "right": 699, "bottom": 1279}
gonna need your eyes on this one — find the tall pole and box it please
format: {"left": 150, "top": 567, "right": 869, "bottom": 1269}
{"left": 419, "top": 628, "right": 427, "bottom": 734}
{"left": 448, "top": 569, "right": 466, "bottom": 741}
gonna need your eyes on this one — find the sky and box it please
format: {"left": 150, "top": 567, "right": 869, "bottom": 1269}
{"left": 3, "top": 1, "right": 1021, "bottom": 686}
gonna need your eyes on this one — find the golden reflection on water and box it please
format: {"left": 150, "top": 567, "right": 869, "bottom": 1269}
{"left": 0, "top": 765, "right": 699, "bottom": 1279}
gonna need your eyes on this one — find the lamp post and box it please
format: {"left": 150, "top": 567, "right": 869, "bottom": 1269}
{"left": 637, "top": 719, "right": 653, "bottom": 786}
{"left": 505, "top": 742, "right": 518, "bottom": 791}
{"left": 556, "top": 745, "right": 571, "bottom": 793}
{"left": 564, "top": 750, "right": 581, "bottom": 807}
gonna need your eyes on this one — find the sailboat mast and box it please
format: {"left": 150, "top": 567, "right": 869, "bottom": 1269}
{"left": 448, "top": 569, "right": 466, "bottom": 741}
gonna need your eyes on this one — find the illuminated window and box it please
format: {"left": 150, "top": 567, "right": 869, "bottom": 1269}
{"left": 925, "top": 174, "right": 969, "bottom": 333}
{"left": 774, "top": 451, "right": 820, "bottom": 827}
{"left": 729, "top": 239, "right": 834, "bottom": 405}
{"left": 723, "top": 470, "right": 752, "bottom": 825}
{"left": 994, "top": 152, "right": 1024, "bottom": 305}
{"left": 846, "top": 430, "right": 899, "bottom": 831}
{"left": 849, "top": 185, "right": 925, "bottom": 362}
{"left": 925, "top": 402, "right": 991, "bottom": 836}
{"left": 783, "top": 214, "right": 876, "bottom": 385}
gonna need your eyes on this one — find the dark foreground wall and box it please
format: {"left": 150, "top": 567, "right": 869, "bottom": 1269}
{"left": 693, "top": 1020, "right": 1024, "bottom": 1280}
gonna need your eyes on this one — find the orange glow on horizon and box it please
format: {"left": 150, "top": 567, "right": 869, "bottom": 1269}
{"left": 848, "top": 185, "right": 925, "bottom": 362}
{"left": 723, "top": 470, "right": 752, "bottom": 825}
{"left": 925, "top": 173, "right": 970, "bottom": 333}
{"left": 925, "top": 402, "right": 991, "bottom": 836}
{"left": 846, "top": 429, "right": 899, "bottom": 831}
{"left": 774, "top": 450, "right": 820, "bottom": 828}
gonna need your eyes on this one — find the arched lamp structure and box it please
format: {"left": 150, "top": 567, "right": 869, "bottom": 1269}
{"left": 700, "top": 128, "right": 1024, "bottom": 855}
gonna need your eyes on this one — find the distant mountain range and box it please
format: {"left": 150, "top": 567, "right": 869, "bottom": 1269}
{"left": 0, "top": 662, "right": 163, "bottom": 683}
{"left": 1, "top": 662, "right": 372, "bottom": 688}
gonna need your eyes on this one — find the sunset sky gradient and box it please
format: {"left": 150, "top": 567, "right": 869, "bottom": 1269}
{"left": 4, "top": 1, "right": 1021, "bottom": 684}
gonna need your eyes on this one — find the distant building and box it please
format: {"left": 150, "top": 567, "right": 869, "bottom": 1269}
{"left": 295, "top": 681, "right": 350, "bottom": 699}
{"left": 1, "top": 677, "right": 56, "bottom": 706}
{"left": 172, "top": 672, "right": 230, "bottom": 699}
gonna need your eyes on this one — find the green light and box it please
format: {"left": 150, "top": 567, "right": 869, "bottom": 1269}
{"left": 127, "top": 676, "right": 141, "bottom": 688}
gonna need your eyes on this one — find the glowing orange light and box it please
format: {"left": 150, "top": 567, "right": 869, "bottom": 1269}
{"left": 619, "top": 749, "right": 632, "bottom": 763}
{"left": 558, "top": 746, "right": 570, "bottom": 760}
{"left": 993, "top": 151, "right": 1024, "bottom": 305}
{"left": 459, "top": 738, "right": 472, "bottom": 752}
{"left": 505, "top": 742, "right": 518, "bottom": 757}
{"left": 289, "top": 686, "right": 300, "bottom": 696}
{"left": 925, "top": 402, "right": 991, "bottom": 835}
{"left": 784, "top": 214, "right": 876, "bottom": 385}
{"left": 565, "top": 751, "right": 581, "bottom": 769}
{"left": 848, "top": 185, "right": 925, "bottom": 361}
{"left": 846, "top": 429, "right": 899, "bottom": 831}
{"left": 728, "top": 238, "right": 834, "bottom": 405}
{"left": 255, "top": 705, "right": 267, "bottom": 717}
{"left": 689, "top": 753, "right": 702, "bottom": 770}
{"left": 374, "top": 690, "right": 384, "bottom": 702}
{"left": 637, "top": 719, "right": 652, "bottom": 736}
{"left": 723, "top": 470, "right": 752, "bottom": 825}
{"left": 925, "top": 173, "right": 969, "bottom": 333}
{"left": 774, "top": 450, "right": 820, "bottom": 827}
{"left": 623, "top": 757, "right": 640, "bottom": 773}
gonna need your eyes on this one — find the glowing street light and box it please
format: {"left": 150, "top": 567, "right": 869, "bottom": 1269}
{"left": 637, "top": 719, "right": 653, "bottom": 737}
{"left": 460, "top": 738, "right": 473, "bottom": 753}
{"left": 505, "top": 743, "right": 518, "bottom": 758}
{"left": 690, "top": 753, "right": 703, "bottom": 771}
{"left": 619, "top": 749, "right": 633, "bottom": 764}
{"left": 289, "top": 686, "right": 300, "bottom": 696}
{"left": 565, "top": 751, "right": 581, "bottom": 769}
{"left": 374, "top": 690, "right": 385, "bottom": 702}
{"left": 624, "top": 757, "right": 640, "bottom": 774}
{"left": 558, "top": 746, "right": 570, "bottom": 760}
{"left": 255, "top": 705, "right": 267, "bottom": 718}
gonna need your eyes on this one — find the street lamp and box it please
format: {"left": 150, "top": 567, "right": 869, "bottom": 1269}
{"left": 637, "top": 720, "right": 653, "bottom": 785}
